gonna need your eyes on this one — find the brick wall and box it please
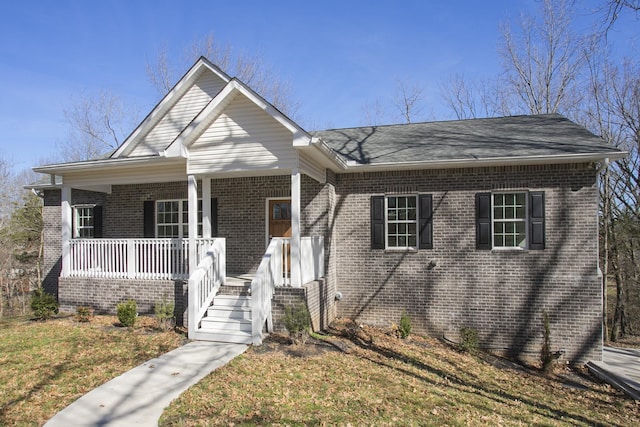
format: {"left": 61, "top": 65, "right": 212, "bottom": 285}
{"left": 331, "top": 163, "right": 602, "bottom": 363}
{"left": 59, "top": 277, "right": 188, "bottom": 325}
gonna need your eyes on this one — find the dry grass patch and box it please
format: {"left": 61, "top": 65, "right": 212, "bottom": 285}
{"left": 0, "top": 314, "right": 183, "bottom": 426}
{"left": 162, "top": 319, "right": 640, "bottom": 426}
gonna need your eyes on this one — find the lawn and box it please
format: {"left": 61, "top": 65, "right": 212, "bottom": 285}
{"left": 161, "top": 319, "right": 640, "bottom": 426}
{"left": 0, "top": 314, "right": 183, "bottom": 426}
{"left": 2, "top": 315, "right": 639, "bottom": 426}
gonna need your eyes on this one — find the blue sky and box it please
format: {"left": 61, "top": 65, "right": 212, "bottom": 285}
{"left": 0, "top": 0, "right": 636, "bottom": 173}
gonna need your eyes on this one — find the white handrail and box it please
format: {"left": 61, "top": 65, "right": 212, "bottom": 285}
{"left": 68, "top": 238, "right": 217, "bottom": 280}
{"left": 188, "top": 239, "right": 226, "bottom": 339}
{"left": 251, "top": 238, "right": 286, "bottom": 345}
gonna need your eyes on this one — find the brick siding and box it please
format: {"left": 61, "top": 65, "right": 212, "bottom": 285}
{"left": 59, "top": 277, "right": 188, "bottom": 325}
{"left": 331, "top": 163, "right": 602, "bottom": 363}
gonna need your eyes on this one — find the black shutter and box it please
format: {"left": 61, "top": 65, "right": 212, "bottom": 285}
{"left": 371, "top": 196, "right": 385, "bottom": 249}
{"left": 93, "top": 206, "right": 103, "bottom": 238}
{"left": 418, "top": 194, "right": 433, "bottom": 249}
{"left": 143, "top": 200, "right": 155, "bottom": 238}
{"left": 529, "top": 191, "right": 545, "bottom": 250}
{"left": 211, "top": 198, "right": 218, "bottom": 237}
{"left": 476, "top": 193, "right": 492, "bottom": 250}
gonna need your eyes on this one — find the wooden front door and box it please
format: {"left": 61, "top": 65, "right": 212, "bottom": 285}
{"left": 268, "top": 199, "right": 291, "bottom": 273}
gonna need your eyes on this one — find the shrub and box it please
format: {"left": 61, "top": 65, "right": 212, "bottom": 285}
{"left": 117, "top": 299, "right": 138, "bottom": 327}
{"left": 75, "top": 306, "right": 94, "bottom": 322}
{"left": 398, "top": 310, "right": 412, "bottom": 339}
{"left": 284, "top": 303, "right": 311, "bottom": 344}
{"left": 458, "top": 327, "right": 479, "bottom": 354}
{"left": 30, "top": 288, "right": 59, "bottom": 320}
{"left": 155, "top": 296, "right": 175, "bottom": 331}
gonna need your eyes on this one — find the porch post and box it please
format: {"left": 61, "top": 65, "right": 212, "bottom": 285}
{"left": 61, "top": 185, "right": 72, "bottom": 277}
{"left": 202, "top": 177, "right": 212, "bottom": 238}
{"left": 188, "top": 175, "right": 198, "bottom": 274}
{"left": 291, "top": 169, "right": 301, "bottom": 287}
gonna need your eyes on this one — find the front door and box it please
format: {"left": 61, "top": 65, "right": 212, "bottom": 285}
{"left": 268, "top": 199, "right": 292, "bottom": 273}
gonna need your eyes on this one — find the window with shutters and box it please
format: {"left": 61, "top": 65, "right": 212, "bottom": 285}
{"left": 72, "top": 205, "right": 103, "bottom": 238}
{"left": 371, "top": 194, "right": 432, "bottom": 250}
{"left": 387, "top": 196, "right": 417, "bottom": 248}
{"left": 476, "top": 191, "right": 545, "bottom": 250}
{"left": 73, "top": 206, "right": 95, "bottom": 238}
{"left": 156, "top": 199, "right": 202, "bottom": 238}
{"left": 493, "top": 193, "right": 527, "bottom": 248}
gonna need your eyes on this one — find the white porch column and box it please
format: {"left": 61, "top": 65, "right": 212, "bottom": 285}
{"left": 188, "top": 175, "right": 198, "bottom": 274}
{"left": 291, "top": 169, "right": 302, "bottom": 287}
{"left": 61, "top": 185, "right": 72, "bottom": 277}
{"left": 202, "top": 177, "right": 212, "bottom": 238}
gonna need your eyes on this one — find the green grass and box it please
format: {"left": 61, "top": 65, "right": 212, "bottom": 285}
{"left": 161, "top": 320, "right": 640, "bottom": 426}
{"left": 0, "top": 314, "right": 183, "bottom": 426}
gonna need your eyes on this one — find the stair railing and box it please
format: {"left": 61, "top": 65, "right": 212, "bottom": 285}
{"left": 188, "top": 238, "right": 226, "bottom": 339}
{"left": 251, "top": 237, "right": 284, "bottom": 345}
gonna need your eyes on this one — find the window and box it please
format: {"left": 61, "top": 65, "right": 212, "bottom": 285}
{"left": 493, "top": 193, "right": 527, "bottom": 248}
{"left": 156, "top": 199, "right": 202, "bottom": 238}
{"left": 476, "top": 191, "right": 545, "bottom": 250}
{"left": 73, "top": 205, "right": 102, "bottom": 238}
{"left": 371, "top": 194, "right": 432, "bottom": 250}
{"left": 387, "top": 196, "right": 417, "bottom": 248}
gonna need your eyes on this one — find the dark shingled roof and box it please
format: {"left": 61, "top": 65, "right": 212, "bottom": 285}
{"left": 312, "top": 114, "right": 622, "bottom": 165}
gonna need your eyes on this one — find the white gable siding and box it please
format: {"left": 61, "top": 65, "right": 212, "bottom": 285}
{"left": 187, "top": 95, "right": 296, "bottom": 175}
{"left": 128, "top": 71, "right": 226, "bottom": 157}
{"left": 63, "top": 162, "right": 186, "bottom": 186}
{"left": 298, "top": 152, "right": 326, "bottom": 183}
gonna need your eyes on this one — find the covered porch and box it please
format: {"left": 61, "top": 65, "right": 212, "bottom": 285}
{"left": 50, "top": 169, "right": 328, "bottom": 345}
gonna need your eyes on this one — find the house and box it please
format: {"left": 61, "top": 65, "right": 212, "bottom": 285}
{"left": 30, "top": 57, "right": 624, "bottom": 363}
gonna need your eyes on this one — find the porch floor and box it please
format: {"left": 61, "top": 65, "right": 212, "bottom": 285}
{"left": 225, "top": 274, "right": 254, "bottom": 287}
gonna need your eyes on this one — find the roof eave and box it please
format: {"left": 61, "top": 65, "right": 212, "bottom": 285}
{"left": 341, "top": 151, "right": 628, "bottom": 173}
{"left": 33, "top": 155, "right": 184, "bottom": 175}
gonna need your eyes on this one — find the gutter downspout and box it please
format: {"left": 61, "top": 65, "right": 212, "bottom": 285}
{"left": 596, "top": 158, "right": 610, "bottom": 356}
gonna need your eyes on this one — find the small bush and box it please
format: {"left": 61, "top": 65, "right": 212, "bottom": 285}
{"left": 284, "top": 303, "right": 311, "bottom": 344}
{"left": 117, "top": 299, "right": 138, "bottom": 327}
{"left": 30, "top": 288, "right": 59, "bottom": 320}
{"left": 75, "top": 306, "right": 94, "bottom": 322}
{"left": 458, "top": 327, "right": 479, "bottom": 354}
{"left": 155, "top": 296, "right": 175, "bottom": 330}
{"left": 398, "top": 310, "right": 412, "bottom": 339}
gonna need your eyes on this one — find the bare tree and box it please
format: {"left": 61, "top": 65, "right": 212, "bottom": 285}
{"left": 392, "top": 79, "right": 425, "bottom": 123}
{"left": 499, "top": 0, "right": 586, "bottom": 116}
{"left": 440, "top": 74, "right": 507, "bottom": 119}
{"left": 360, "top": 99, "right": 388, "bottom": 126}
{"left": 61, "top": 90, "right": 139, "bottom": 161}
{"left": 146, "top": 33, "right": 300, "bottom": 118}
{"left": 601, "top": 0, "right": 640, "bottom": 30}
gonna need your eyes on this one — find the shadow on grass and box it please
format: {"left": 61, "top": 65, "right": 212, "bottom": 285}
{"left": 332, "top": 322, "right": 627, "bottom": 427}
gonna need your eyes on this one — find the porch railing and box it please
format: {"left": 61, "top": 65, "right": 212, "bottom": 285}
{"left": 250, "top": 237, "right": 284, "bottom": 345}
{"left": 188, "top": 239, "right": 226, "bottom": 339}
{"left": 67, "top": 238, "right": 217, "bottom": 280}
{"left": 301, "top": 236, "right": 324, "bottom": 284}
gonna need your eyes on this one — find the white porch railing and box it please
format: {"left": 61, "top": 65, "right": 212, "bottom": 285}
{"left": 301, "top": 236, "right": 324, "bottom": 284}
{"left": 250, "top": 238, "right": 284, "bottom": 345}
{"left": 188, "top": 239, "right": 226, "bottom": 339}
{"left": 68, "top": 238, "right": 217, "bottom": 280}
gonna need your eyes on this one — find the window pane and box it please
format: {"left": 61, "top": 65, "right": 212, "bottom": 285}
{"left": 388, "top": 236, "right": 397, "bottom": 247}
{"left": 408, "top": 235, "right": 416, "bottom": 247}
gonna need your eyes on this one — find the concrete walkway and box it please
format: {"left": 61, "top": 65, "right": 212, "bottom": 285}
{"left": 587, "top": 346, "right": 640, "bottom": 400}
{"left": 45, "top": 341, "right": 248, "bottom": 427}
